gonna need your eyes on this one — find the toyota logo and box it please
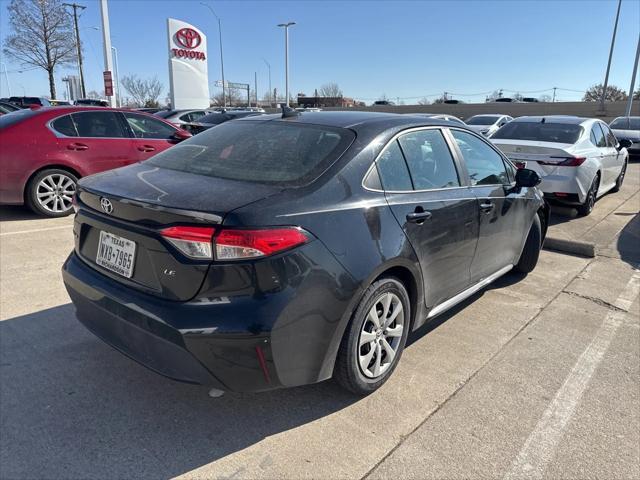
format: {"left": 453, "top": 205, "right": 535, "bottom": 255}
{"left": 175, "top": 28, "right": 202, "bottom": 49}
{"left": 100, "top": 197, "right": 113, "bottom": 214}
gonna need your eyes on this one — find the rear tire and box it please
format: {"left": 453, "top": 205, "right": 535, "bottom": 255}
{"left": 25, "top": 169, "right": 77, "bottom": 217}
{"left": 611, "top": 160, "right": 627, "bottom": 193}
{"left": 514, "top": 214, "right": 541, "bottom": 274}
{"left": 576, "top": 174, "right": 599, "bottom": 217}
{"left": 334, "top": 278, "right": 410, "bottom": 395}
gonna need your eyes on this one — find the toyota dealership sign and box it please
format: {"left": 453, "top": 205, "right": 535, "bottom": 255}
{"left": 167, "top": 18, "right": 209, "bottom": 109}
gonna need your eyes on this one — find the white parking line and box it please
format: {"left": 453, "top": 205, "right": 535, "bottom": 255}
{"left": 0, "top": 225, "right": 73, "bottom": 237}
{"left": 504, "top": 269, "right": 640, "bottom": 480}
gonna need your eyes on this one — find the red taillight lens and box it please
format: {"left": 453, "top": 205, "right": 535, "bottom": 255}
{"left": 215, "top": 228, "right": 310, "bottom": 260}
{"left": 160, "top": 226, "right": 215, "bottom": 259}
{"left": 539, "top": 156, "right": 586, "bottom": 167}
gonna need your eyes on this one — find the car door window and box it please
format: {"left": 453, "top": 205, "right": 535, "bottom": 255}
{"left": 592, "top": 123, "right": 606, "bottom": 147}
{"left": 600, "top": 123, "right": 617, "bottom": 147}
{"left": 398, "top": 129, "right": 460, "bottom": 190}
{"left": 451, "top": 130, "right": 509, "bottom": 185}
{"left": 123, "top": 112, "right": 177, "bottom": 139}
{"left": 375, "top": 140, "right": 413, "bottom": 191}
{"left": 51, "top": 115, "right": 78, "bottom": 137}
{"left": 72, "top": 111, "right": 127, "bottom": 138}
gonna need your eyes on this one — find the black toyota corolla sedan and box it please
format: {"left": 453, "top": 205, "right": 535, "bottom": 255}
{"left": 62, "top": 111, "right": 548, "bottom": 395}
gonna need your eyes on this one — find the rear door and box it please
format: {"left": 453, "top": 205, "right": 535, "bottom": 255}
{"left": 599, "top": 122, "right": 624, "bottom": 188}
{"left": 449, "top": 129, "right": 528, "bottom": 283}
{"left": 52, "top": 110, "right": 134, "bottom": 174}
{"left": 121, "top": 112, "right": 180, "bottom": 161}
{"left": 590, "top": 122, "right": 614, "bottom": 188}
{"left": 379, "top": 127, "right": 479, "bottom": 307}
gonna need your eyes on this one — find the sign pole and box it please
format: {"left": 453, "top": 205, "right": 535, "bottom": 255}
{"left": 99, "top": 0, "right": 116, "bottom": 107}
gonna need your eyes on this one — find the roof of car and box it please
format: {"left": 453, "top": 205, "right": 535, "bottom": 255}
{"left": 468, "top": 113, "right": 508, "bottom": 117}
{"left": 238, "top": 110, "right": 456, "bottom": 130}
{"left": 510, "top": 115, "right": 588, "bottom": 125}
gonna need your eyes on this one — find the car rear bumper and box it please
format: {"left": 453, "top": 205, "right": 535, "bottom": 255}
{"left": 62, "top": 242, "right": 357, "bottom": 392}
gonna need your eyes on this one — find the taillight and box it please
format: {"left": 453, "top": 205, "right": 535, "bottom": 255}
{"left": 215, "top": 228, "right": 310, "bottom": 260}
{"left": 160, "top": 226, "right": 215, "bottom": 259}
{"left": 159, "top": 226, "right": 310, "bottom": 260}
{"left": 539, "top": 156, "right": 586, "bottom": 167}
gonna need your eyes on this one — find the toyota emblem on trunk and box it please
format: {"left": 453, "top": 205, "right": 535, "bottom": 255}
{"left": 100, "top": 197, "right": 113, "bottom": 214}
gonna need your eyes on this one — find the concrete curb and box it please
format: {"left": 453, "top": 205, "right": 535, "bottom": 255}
{"left": 543, "top": 236, "right": 596, "bottom": 258}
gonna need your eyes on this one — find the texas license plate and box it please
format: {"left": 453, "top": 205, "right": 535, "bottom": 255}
{"left": 96, "top": 231, "right": 136, "bottom": 278}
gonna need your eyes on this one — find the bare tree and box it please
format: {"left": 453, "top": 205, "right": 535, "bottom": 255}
{"left": 583, "top": 83, "right": 627, "bottom": 102}
{"left": 3, "top": 0, "right": 76, "bottom": 99}
{"left": 433, "top": 95, "right": 447, "bottom": 104}
{"left": 121, "top": 75, "right": 163, "bottom": 107}
{"left": 538, "top": 94, "right": 552, "bottom": 102}
{"left": 417, "top": 97, "right": 431, "bottom": 105}
{"left": 633, "top": 88, "right": 640, "bottom": 100}
{"left": 211, "top": 87, "right": 245, "bottom": 107}
{"left": 318, "top": 82, "right": 343, "bottom": 97}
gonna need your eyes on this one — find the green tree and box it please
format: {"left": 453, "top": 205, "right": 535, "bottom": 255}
{"left": 582, "top": 83, "right": 627, "bottom": 102}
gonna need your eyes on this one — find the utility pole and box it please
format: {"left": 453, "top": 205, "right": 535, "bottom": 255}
{"left": 278, "top": 22, "right": 295, "bottom": 107}
{"left": 625, "top": 34, "right": 640, "bottom": 116}
{"left": 552, "top": 87, "right": 557, "bottom": 102}
{"left": 201, "top": 2, "right": 226, "bottom": 107}
{"left": 600, "top": 0, "right": 622, "bottom": 112}
{"left": 64, "top": 3, "right": 87, "bottom": 99}
{"left": 263, "top": 59, "right": 272, "bottom": 106}
{"left": 254, "top": 71, "right": 258, "bottom": 107}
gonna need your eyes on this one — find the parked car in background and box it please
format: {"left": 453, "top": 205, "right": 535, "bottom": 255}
{"left": 62, "top": 111, "right": 547, "bottom": 396}
{"left": 491, "top": 116, "right": 630, "bottom": 215}
{"left": 49, "top": 100, "right": 72, "bottom": 106}
{"left": 74, "top": 99, "right": 109, "bottom": 107}
{"left": 8, "top": 96, "right": 51, "bottom": 108}
{"left": 155, "top": 108, "right": 216, "bottom": 127}
{"left": 136, "top": 107, "right": 166, "bottom": 114}
{"left": 373, "top": 100, "right": 395, "bottom": 106}
{"left": 0, "top": 101, "right": 20, "bottom": 114}
{"left": 0, "top": 106, "right": 191, "bottom": 217}
{"left": 182, "top": 110, "right": 264, "bottom": 134}
{"left": 522, "top": 97, "right": 540, "bottom": 103}
{"left": 493, "top": 98, "right": 521, "bottom": 103}
{"left": 466, "top": 114, "right": 513, "bottom": 136}
{"left": 609, "top": 116, "right": 640, "bottom": 157}
{"left": 403, "top": 113, "right": 466, "bottom": 126}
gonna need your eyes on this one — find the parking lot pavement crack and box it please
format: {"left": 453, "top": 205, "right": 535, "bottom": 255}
{"left": 361, "top": 258, "right": 597, "bottom": 480}
{"left": 561, "top": 290, "right": 628, "bottom": 313}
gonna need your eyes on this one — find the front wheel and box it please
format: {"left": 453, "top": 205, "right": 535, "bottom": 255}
{"left": 334, "top": 278, "right": 410, "bottom": 395}
{"left": 25, "top": 169, "right": 78, "bottom": 217}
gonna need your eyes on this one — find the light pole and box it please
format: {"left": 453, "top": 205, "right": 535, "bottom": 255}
{"left": 64, "top": 3, "right": 87, "bottom": 99}
{"left": 263, "top": 58, "right": 272, "bottom": 106}
{"left": 111, "top": 46, "right": 120, "bottom": 107}
{"left": 201, "top": 2, "right": 226, "bottom": 107}
{"left": 625, "top": 34, "right": 640, "bottom": 117}
{"left": 600, "top": 0, "right": 622, "bottom": 112}
{"left": 277, "top": 21, "right": 295, "bottom": 107}
{"left": 0, "top": 62, "right": 11, "bottom": 96}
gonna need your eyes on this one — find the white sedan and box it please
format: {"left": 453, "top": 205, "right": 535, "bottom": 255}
{"left": 491, "top": 116, "right": 629, "bottom": 216}
{"left": 465, "top": 114, "right": 512, "bottom": 136}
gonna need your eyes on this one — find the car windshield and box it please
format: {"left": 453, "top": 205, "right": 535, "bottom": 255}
{"left": 466, "top": 116, "right": 500, "bottom": 125}
{"left": 147, "top": 121, "right": 355, "bottom": 186}
{"left": 491, "top": 121, "right": 583, "bottom": 144}
{"left": 0, "top": 108, "right": 38, "bottom": 129}
{"left": 611, "top": 117, "right": 639, "bottom": 130}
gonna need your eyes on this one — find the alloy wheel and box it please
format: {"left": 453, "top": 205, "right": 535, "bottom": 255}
{"left": 36, "top": 173, "right": 76, "bottom": 214}
{"left": 358, "top": 292, "right": 405, "bottom": 378}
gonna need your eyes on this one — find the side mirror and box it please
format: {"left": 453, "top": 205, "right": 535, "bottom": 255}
{"left": 173, "top": 130, "right": 192, "bottom": 141}
{"left": 618, "top": 138, "right": 632, "bottom": 150}
{"left": 515, "top": 168, "right": 541, "bottom": 188}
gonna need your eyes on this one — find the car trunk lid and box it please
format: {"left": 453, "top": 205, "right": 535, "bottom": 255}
{"left": 493, "top": 139, "right": 578, "bottom": 174}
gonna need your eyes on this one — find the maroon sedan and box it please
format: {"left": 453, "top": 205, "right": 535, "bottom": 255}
{"left": 0, "top": 106, "right": 191, "bottom": 217}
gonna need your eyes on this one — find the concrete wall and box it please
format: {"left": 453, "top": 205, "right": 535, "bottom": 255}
{"left": 318, "top": 100, "right": 639, "bottom": 122}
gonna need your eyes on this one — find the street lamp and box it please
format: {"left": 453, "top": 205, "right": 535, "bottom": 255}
{"left": 277, "top": 21, "right": 295, "bottom": 107}
{"left": 201, "top": 2, "right": 226, "bottom": 107}
{"left": 0, "top": 62, "right": 11, "bottom": 97}
{"left": 263, "top": 58, "right": 272, "bottom": 106}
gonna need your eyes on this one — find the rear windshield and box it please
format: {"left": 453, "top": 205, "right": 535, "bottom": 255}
{"left": 466, "top": 116, "right": 500, "bottom": 125}
{"left": 0, "top": 108, "right": 38, "bottom": 129}
{"left": 491, "top": 122, "right": 583, "bottom": 144}
{"left": 148, "top": 120, "right": 355, "bottom": 186}
{"left": 155, "top": 110, "right": 178, "bottom": 118}
{"left": 198, "top": 113, "right": 227, "bottom": 124}
{"left": 611, "top": 117, "right": 639, "bottom": 130}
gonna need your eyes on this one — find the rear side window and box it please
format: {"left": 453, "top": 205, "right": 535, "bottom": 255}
{"left": 376, "top": 141, "right": 413, "bottom": 191}
{"left": 148, "top": 121, "right": 354, "bottom": 186}
{"left": 591, "top": 124, "right": 606, "bottom": 147}
{"left": 600, "top": 123, "right": 617, "bottom": 147}
{"left": 72, "top": 111, "right": 127, "bottom": 138}
{"left": 491, "top": 122, "right": 583, "bottom": 144}
{"left": 51, "top": 115, "right": 78, "bottom": 137}
{"left": 398, "top": 129, "right": 460, "bottom": 190}
{"left": 451, "top": 130, "right": 509, "bottom": 186}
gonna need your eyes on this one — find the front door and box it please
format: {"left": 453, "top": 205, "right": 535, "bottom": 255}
{"left": 378, "top": 128, "right": 479, "bottom": 307}
{"left": 449, "top": 129, "right": 527, "bottom": 283}
{"left": 121, "top": 112, "right": 181, "bottom": 161}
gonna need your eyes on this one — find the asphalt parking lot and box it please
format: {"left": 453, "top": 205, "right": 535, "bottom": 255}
{"left": 1, "top": 163, "right": 639, "bottom": 480}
